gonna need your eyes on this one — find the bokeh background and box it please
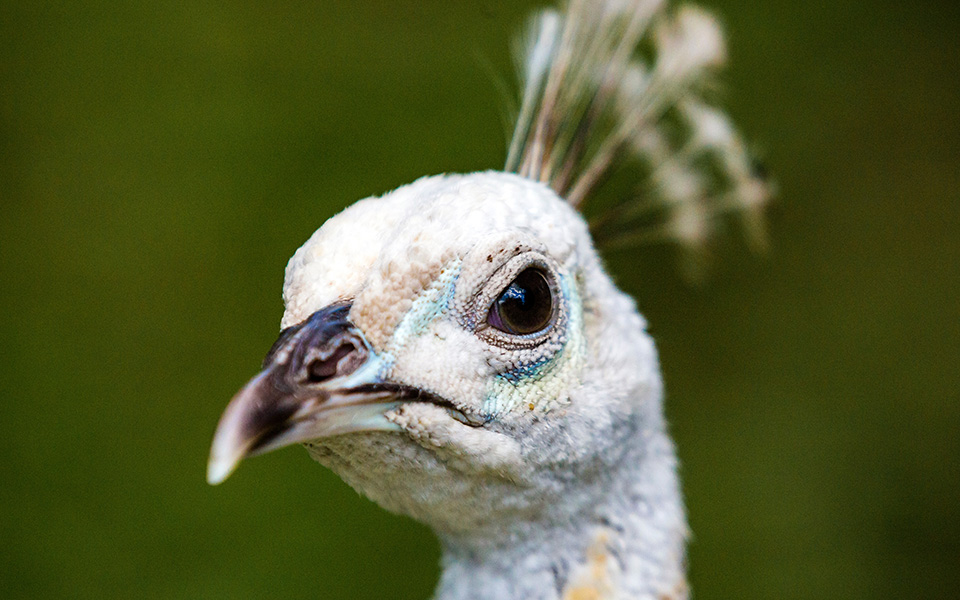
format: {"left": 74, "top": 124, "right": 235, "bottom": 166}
{"left": 2, "top": 1, "right": 958, "bottom": 598}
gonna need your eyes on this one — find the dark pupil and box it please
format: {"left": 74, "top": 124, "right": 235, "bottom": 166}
{"left": 490, "top": 268, "right": 553, "bottom": 335}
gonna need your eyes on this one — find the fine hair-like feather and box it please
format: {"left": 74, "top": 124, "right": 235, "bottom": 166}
{"left": 506, "top": 0, "right": 771, "bottom": 278}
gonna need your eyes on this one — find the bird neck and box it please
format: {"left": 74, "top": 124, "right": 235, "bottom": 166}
{"left": 431, "top": 431, "right": 688, "bottom": 600}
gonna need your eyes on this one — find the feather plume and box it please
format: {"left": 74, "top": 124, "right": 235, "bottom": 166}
{"left": 506, "top": 0, "right": 771, "bottom": 276}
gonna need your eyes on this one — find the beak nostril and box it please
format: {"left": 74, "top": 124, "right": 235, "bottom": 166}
{"left": 304, "top": 341, "right": 361, "bottom": 384}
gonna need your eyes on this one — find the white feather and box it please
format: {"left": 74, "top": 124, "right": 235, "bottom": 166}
{"left": 506, "top": 0, "right": 770, "bottom": 276}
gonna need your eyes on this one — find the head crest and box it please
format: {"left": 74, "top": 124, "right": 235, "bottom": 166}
{"left": 505, "top": 0, "right": 772, "bottom": 279}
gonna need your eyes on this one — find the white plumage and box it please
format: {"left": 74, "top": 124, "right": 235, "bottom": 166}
{"left": 207, "top": 1, "right": 768, "bottom": 598}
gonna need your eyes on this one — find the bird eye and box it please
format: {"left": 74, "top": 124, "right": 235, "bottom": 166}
{"left": 487, "top": 268, "right": 554, "bottom": 335}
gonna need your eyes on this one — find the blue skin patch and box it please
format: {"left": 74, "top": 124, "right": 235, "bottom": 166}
{"left": 498, "top": 355, "right": 554, "bottom": 384}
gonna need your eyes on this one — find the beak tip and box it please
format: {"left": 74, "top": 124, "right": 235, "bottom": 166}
{"left": 206, "top": 450, "right": 240, "bottom": 485}
{"left": 207, "top": 387, "right": 259, "bottom": 486}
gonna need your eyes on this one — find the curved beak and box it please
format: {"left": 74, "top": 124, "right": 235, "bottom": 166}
{"left": 207, "top": 302, "right": 401, "bottom": 485}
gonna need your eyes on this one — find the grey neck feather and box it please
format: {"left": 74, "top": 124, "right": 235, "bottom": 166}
{"left": 432, "top": 428, "right": 687, "bottom": 600}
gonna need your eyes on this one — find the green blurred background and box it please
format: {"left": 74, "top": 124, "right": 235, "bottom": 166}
{"left": 2, "top": 1, "right": 958, "bottom": 598}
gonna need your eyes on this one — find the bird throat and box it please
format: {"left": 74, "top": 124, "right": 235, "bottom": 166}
{"left": 430, "top": 433, "right": 688, "bottom": 600}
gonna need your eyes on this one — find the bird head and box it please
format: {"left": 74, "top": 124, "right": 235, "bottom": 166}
{"left": 208, "top": 171, "right": 664, "bottom": 540}
{"left": 206, "top": 2, "right": 770, "bottom": 594}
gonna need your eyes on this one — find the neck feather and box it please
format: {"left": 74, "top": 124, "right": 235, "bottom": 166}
{"left": 431, "top": 430, "right": 688, "bottom": 600}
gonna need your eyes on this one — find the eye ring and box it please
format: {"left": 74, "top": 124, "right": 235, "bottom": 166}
{"left": 486, "top": 267, "right": 555, "bottom": 336}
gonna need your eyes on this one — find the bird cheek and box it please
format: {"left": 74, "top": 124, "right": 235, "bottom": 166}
{"left": 386, "top": 402, "right": 523, "bottom": 477}
{"left": 385, "top": 322, "right": 494, "bottom": 415}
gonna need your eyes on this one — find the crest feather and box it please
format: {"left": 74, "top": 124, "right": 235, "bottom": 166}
{"left": 506, "top": 0, "right": 771, "bottom": 277}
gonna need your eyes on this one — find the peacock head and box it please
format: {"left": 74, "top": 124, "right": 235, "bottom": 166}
{"left": 207, "top": 171, "right": 663, "bottom": 538}
{"left": 207, "top": 0, "right": 770, "bottom": 558}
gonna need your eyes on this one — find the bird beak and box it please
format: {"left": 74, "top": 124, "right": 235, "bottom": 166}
{"left": 206, "top": 301, "right": 402, "bottom": 485}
